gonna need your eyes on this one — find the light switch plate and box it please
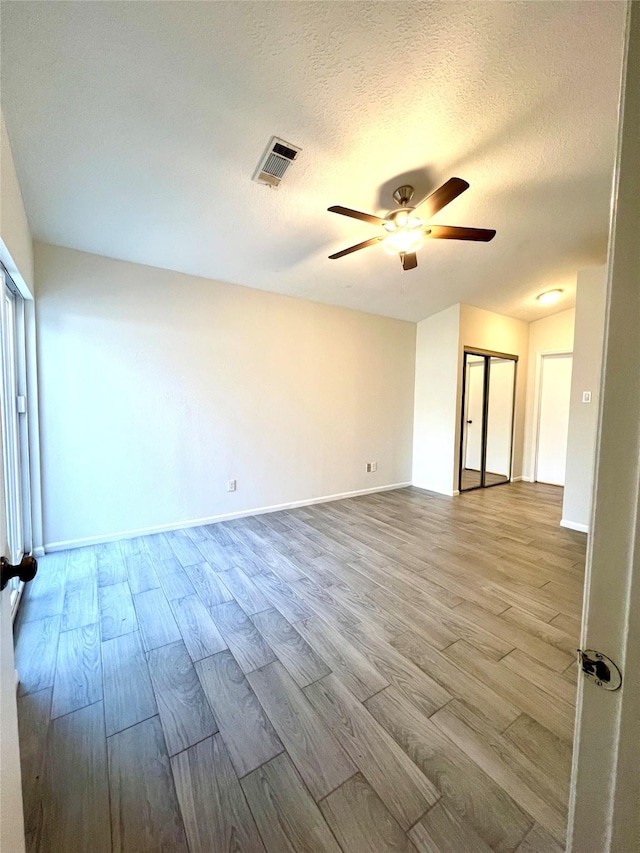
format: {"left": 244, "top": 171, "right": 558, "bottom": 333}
{"left": 582, "top": 391, "right": 592, "bottom": 403}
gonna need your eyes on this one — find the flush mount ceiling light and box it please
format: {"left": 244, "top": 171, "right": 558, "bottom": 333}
{"left": 537, "top": 289, "right": 564, "bottom": 305}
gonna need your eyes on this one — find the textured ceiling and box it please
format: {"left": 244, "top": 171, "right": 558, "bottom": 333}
{"left": 0, "top": 1, "right": 626, "bottom": 322}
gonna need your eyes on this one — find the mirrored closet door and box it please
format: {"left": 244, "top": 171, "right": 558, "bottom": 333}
{"left": 459, "top": 349, "right": 517, "bottom": 492}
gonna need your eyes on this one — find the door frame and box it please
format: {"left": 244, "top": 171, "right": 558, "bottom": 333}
{"left": 532, "top": 349, "right": 573, "bottom": 484}
{"left": 0, "top": 251, "right": 31, "bottom": 851}
{"left": 0, "top": 245, "right": 43, "bottom": 559}
{"left": 460, "top": 357, "right": 484, "bottom": 478}
{"left": 0, "top": 271, "right": 32, "bottom": 616}
{"left": 458, "top": 347, "right": 518, "bottom": 492}
{"left": 568, "top": 3, "right": 639, "bottom": 850}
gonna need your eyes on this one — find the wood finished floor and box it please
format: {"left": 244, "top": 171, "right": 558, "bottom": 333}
{"left": 460, "top": 470, "right": 509, "bottom": 490}
{"left": 14, "top": 483, "right": 585, "bottom": 853}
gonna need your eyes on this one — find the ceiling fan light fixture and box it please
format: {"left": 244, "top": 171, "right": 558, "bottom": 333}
{"left": 383, "top": 207, "right": 423, "bottom": 232}
{"left": 537, "top": 288, "right": 564, "bottom": 305}
{"left": 327, "top": 177, "right": 495, "bottom": 269}
{"left": 383, "top": 228, "right": 424, "bottom": 255}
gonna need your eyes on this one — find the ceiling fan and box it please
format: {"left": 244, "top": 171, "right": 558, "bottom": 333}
{"left": 328, "top": 177, "right": 495, "bottom": 271}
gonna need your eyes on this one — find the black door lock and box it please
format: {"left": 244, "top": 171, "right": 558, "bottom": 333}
{"left": 578, "top": 649, "right": 622, "bottom": 691}
{"left": 580, "top": 652, "right": 610, "bottom": 682}
{"left": 0, "top": 555, "right": 38, "bottom": 591}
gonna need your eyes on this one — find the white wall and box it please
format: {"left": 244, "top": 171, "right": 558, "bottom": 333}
{"left": 459, "top": 304, "right": 529, "bottom": 481}
{"left": 412, "top": 304, "right": 460, "bottom": 495}
{"left": 1, "top": 113, "right": 33, "bottom": 293}
{"left": 1, "top": 113, "right": 44, "bottom": 555}
{"left": 34, "top": 243, "right": 416, "bottom": 548}
{"left": 413, "top": 303, "right": 529, "bottom": 495}
{"left": 522, "top": 307, "right": 575, "bottom": 480}
{"left": 562, "top": 267, "right": 607, "bottom": 530}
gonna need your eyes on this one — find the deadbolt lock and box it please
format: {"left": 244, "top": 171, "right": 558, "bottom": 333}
{"left": 578, "top": 649, "right": 622, "bottom": 691}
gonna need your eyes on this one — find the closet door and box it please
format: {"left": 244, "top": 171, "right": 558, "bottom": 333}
{"left": 460, "top": 355, "right": 485, "bottom": 490}
{"left": 485, "top": 357, "right": 516, "bottom": 486}
{"left": 459, "top": 350, "right": 517, "bottom": 492}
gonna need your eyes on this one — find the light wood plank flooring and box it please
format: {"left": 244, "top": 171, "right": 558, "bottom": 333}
{"left": 15, "top": 483, "right": 585, "bottom": 852}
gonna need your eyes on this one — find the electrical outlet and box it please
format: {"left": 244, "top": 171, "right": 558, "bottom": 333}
{"left": 227, "top": 479, "right": 237, "bottom": 492}
{"left": 366, "top": 462, "right": 378, "bottom": 473}
{"left": 582, "top": 391, "right": 592, "bottom": 403}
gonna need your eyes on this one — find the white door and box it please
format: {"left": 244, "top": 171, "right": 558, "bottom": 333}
{"left": 0, "top": 276, "right": 26, "bottom": 850}
{"left": 568, "top": 5, "right": 639, "bottom": 851}
{"left": 536, "top": 354, "right": 573, "bottom": 486}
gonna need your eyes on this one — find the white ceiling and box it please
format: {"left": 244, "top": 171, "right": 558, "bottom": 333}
{"left": 1, "top": 1, "right": 626, "bottom": 322}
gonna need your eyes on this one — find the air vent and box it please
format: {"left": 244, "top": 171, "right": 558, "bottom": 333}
{"left": 253, "top": 136, "right": 301, "bottom": 188}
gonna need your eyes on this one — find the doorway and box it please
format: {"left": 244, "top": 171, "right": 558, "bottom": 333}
{"left": 0, "top": 267, "right": 31, "bottom": 617}
{"left": 459, "top": 349, "right": 517, "bottom": 492}
{"left": 535, "top": 353, "right": 573, "bottom": 486}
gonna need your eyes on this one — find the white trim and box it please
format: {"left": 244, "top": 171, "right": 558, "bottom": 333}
{"left": 0, "top": 276, "right": 24, "bottom": 564}
{"left": 560, "top": 518, "right": 589, "bottom": 533}
{"left": 43, "top": 482, "right": 413, "bottom": 551}
{"left": 32, "top": 546, "right": 45, "bottom": 558}
{"left": 568, "top": 10, "right": 640, "bottom": 847}
{"left": 412, "top": 482, "right": 458, "bottom": 497}
{"left": 0, "top": 240, "right": 44, "bottom": 557}
{"left": 24, "top": 300, "right": 44, "bottom": 556}
{"left": 0, "top": 238, "right": 32, "bottom": 301}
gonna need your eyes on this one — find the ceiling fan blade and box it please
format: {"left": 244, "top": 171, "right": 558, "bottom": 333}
{"left": 328, "top": 206, "right": 385, "bottom": 226}
{"left": 328, "top": 237, "right": 383, "bottom": 259}
{"left": 426, "top": 225, "right": 496, "bottom": 242}
{"left": 414, "top": 177, "right": 470, "bottom": 218}
{"left": 402, "top": 252, "right": 418, "bottom": 271}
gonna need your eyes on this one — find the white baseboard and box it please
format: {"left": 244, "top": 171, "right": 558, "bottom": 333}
{"left": 33, "top": 546, "right": 45, "bottom": 558}
{"left": 561, "top": 519, "right": 589, "bottom": 533}
{"left": 43, "top": 482, "right": 413, "bottom": 552}
{"left": 515, "top": 476, "right": 534, "bottom": 482}
{"left": 412, "top": 482, "right": 458, "bottom": 497}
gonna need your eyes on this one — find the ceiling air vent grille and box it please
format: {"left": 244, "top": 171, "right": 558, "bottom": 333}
{"left": 253, "top": 136, "right": 301, "bottom": 188}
